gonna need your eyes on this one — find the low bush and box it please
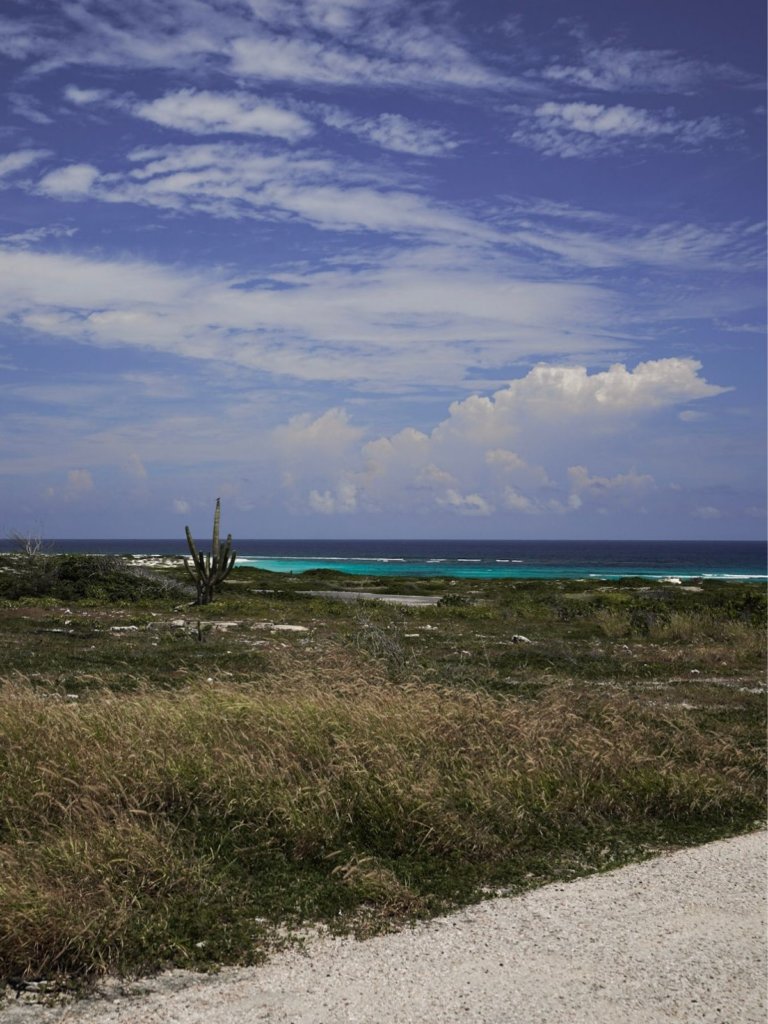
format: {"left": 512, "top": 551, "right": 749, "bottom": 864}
{"left": 0, "top": 658, "right": 763, "bottom": 982}
{"left": 0, "top": 554, "right": 189, "bottom": 603}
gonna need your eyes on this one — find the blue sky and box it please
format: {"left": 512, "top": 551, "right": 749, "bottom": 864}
{"left": 0, "top": 0, "right": 765, "bottom": 539}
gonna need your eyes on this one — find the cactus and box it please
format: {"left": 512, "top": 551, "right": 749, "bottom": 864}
{"left": 183, "top": 499, "right": 237, "bottom": 605}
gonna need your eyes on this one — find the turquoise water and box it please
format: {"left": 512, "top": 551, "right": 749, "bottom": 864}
{"left": 14, "top": 539, "right": 765, "bottom": 582}
{"left": 236, "top": 554, "right": 766, "bottom": 582}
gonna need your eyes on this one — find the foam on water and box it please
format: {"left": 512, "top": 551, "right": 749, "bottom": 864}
{"left": 9, "top": 538, "right": 764, "bottom": 581}
{"left": 235, "top": 555, "right": 767, "bottom": 581}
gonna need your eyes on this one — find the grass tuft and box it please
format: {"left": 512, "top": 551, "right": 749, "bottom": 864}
{"left": 0, "top": 656, "right": 763, "bottom": 984}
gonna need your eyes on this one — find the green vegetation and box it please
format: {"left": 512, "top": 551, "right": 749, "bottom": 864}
{"left": 0, "top": 554, "right": 764, "bottom": 994}
{"left": 184, "top": 499, "right": 237, "bottom": 605}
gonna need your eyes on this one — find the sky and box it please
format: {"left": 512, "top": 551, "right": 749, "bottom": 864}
{"left": 0, "top": 0, "right": 765, "bottom": 540}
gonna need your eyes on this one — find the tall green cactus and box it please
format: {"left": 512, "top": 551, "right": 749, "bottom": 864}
{"left": 183, "top": 498, "right": 237, "bottom": 605}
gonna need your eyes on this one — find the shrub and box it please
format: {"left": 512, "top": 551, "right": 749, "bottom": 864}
{"left": 0, "top": 554, "right": 189, "bottom": 603}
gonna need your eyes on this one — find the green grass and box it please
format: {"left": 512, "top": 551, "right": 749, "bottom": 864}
{"left": 0, "top": 558, "right": 764, "bottom": 992}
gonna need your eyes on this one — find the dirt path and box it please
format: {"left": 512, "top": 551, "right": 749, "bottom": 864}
{"left": 6, "top": 831, "right": 766, "bottom": 1024}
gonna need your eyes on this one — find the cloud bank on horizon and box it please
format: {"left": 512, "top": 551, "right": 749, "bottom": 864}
{"left": 0, "top": 0, "right": 765, "bottom": 539}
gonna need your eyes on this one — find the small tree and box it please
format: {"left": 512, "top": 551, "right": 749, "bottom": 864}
{"left": 183, "top": 499, "right": 237, "bottom": 605}
{"left": 9, "top": 529, "right": 48, "bottom": 563}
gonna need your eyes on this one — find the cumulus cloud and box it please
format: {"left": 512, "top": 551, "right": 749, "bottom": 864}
{"left": 434, "top": 361, "right": 729, "bottom": 445}
{"left": 291, "top": 358, "right": 728, "bottom": 519}
{"left": 65, "top": 467, "right": 94, "bottom": 498}
{"left": 133, "top": 89, "right": 313, "bottom": 141}
{"left": 273, "top": 407, "right": 365, "bottom": 459}
{"left": 309, "top": 479, "right": 357, "bottom": 513}
{"left": 436, "top": 489, "right": 493, "bottom": 516}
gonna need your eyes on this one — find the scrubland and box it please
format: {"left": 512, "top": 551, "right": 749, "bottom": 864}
{"left": 0, "top": 554, "right": 764, "bottom": 994}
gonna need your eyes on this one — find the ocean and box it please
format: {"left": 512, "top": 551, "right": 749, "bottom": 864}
{"left": 7, "top": 539, "right": 766, "bottom": 582}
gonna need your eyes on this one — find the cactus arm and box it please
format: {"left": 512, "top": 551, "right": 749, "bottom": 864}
{"left": 184, "top": 501, "right": 236, "bottom": 604}
{"left": 185, "top": 526, "right": 201, "bottom": 565}
{"left": 212, "top": 499, "right": 221, "bottom": 560}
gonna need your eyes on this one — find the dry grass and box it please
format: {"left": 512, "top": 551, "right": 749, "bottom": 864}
{"left": 1, "top": 651, "right": 763, "bottom": 984}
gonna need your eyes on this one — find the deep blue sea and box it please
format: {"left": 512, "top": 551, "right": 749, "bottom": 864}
{"left": 9, "top": 539, "right": 766, "bottom": 582}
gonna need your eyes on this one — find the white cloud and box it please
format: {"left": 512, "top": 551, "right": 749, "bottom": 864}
{"left": 37, "top": 164, "right": 100, "bottom": 198}
{"left": 29, "top": 142, "right": 498, "bottom": 243}
{"left": 302, "top": 358, "right": 727, "bottom": 519}
{"left": 541, "top": 42, "right": 753, "bottom": 94}
{"left": 0, "top": 15, "right": 40, "bottom": 59}
{"left": 134, "top": 89, "right": 313, "bottom": 141}
{"left": 273, "top": 407, "right": 365, "bottom": 459}
{"left": 24, "top": 142, "right": 757, "bottom": 277}
{"left": 436, "top": 488, "right": 493, "bottom": 516}
{"left": 0, "top": 149, "right": 50, "bottom": 180}
{"left": 324, "top": 110, "right": 459, "bottom": 156}
{"left": 7, "top": 0, "right": 513, "bottom": 94}
{"left": 309, "top": 479, "right": 357, "bottom": 513}
{"left": 229, "top": 31, "right": 506, "bottom": 91}
{"left": 125, "top": 452, "right": 148, "bottom": 480}
{"left": 693, "top": 505, "right": 722, "bottom": 520}
{"left": 9, "top": 93, "right": 53, "bottom": 124}
{"left": 66, "top": 467, "right": 94, "bottom": 498}
{"left": 502, "top": 486, "right": 536, "bottom": 513}
{"left": 512, "top": 220, "right": 762, "bottom": 271}
{"left": 512, "top": 101, "right": 729, "bottom": 158}
{"left": 173, "top": 498, "right": 191, "bottom": 514}
{"left": 63, "top": 84, "right": 112, "bottom": 105}
{"left": 435, "top": 361, "right": 729, "bottom": 439}
{"left": 1, "top": 224, "right": 77, "bottom": 247}
{"left": 568, "top": 465, "right": 656, "bottom": 498}
{"left": 0, "top": 245, "right": 622, "bottom": 389}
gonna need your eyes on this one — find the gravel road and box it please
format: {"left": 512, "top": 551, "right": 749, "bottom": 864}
{"left": 6, "top": 830, "right": 766, "bottom": 1024}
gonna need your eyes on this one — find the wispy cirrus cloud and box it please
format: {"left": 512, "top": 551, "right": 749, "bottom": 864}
{"left": 29, "top": 141, "right": 502, "bottom": 242}
{"left": 322, "top": 109, "right": 459, "bottom": 156}
{"left": 0, "top": 148, "right": 50, "bottom": 181}
{"left": 7, "top": 0, "right": 514, "bottom": 94}
{"left": 540, "top": 37, "right": 756, "bottom": 94}
{"left": 513, "top": 219, "right": 765, "bottom": 272}
{"left": 511, "top": 101, "right": 731, "bottom": 158}
{"left": 228, "top": 32, "right": 507, "bottom": 90}
{"left": 63, "top": 84, "right": 113, "bottom": 105}
{"left": 0, "top": 244, "right": 621, "bottom": 391}
{"left": 133, "top": 89, "right": 314, "bottom": 142}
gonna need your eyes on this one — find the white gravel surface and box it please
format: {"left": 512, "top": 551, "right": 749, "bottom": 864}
{"left": 6, "top": 831, "right": 766, "bottom": 1024}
